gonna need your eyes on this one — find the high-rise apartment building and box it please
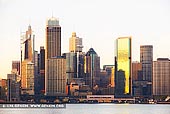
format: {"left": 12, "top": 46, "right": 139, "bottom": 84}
{"left": 115, "top": 37, "right": 132, "bottom": 95}
{"left": 153, "top": 58, "right": 170, "bottom": 96}
{"left": 140, "top": 45, "right": 153, "bottom": 96}
{"left": 69, "top": 32, "right": 83, "bottom": 52}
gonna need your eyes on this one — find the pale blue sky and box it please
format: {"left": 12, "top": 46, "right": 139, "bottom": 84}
{"left": 0, "top": 0, "right": 170, "bottom": 79}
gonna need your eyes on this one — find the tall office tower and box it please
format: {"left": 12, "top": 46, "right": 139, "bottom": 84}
{"left": 140, "top": 45, "right": 153, "bottom": 81}
{"left": 66, "top": 52, "right": 77, "bottom": 84}
{"left": 21, "top": 25, "right": 33, "bottom": 61}
{"left": 115, "top": 37, "right": 132, "bottom": 96}
{"left": 45, "top": 17, "right": 66, "bottom": 96}
{"left": 68, "top": 32, "right": 83, "bottom": 79}
{"left": 69, "top": 32, "right": 83, "bottom": 52}
{"left": 46, "top": 57, "right": 66, "bottom": 96}
{"left": 39, "top": 46, "right": 45, "bottom": 93}
{"left": 21, "top": 61, "right": 34, "bottom": 95}
{"left": 153, "top": 58, "right": 170, "bottom": 96}
{"left": 21, "top": 25, "right": 34, "bottom": 95}
{"left": 84, "top": 48, "right": 100, "bottom": 89}
{"left": 12, "top": 61, "right": 20, "bottom": 75}
{"left": 66, "top": 52, "right": 85, "bottom": 84}
{"left": 33, "top": 51, "right": 39, "bottom": 95}
{"left": 7, "top": 73, "right": 20, "bottom": 102}
{"left": 140, "top": 45, "right": 153, "bottom": 96}
{"left": 132, "top": 62, "right": 142, "bottom": 81}
{"left": 46, "top": 17, "right": 61, "bottom": 59}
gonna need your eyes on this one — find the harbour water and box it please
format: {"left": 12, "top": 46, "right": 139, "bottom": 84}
{"left": 0, "top": 104, "right": 170, "bottom": 114}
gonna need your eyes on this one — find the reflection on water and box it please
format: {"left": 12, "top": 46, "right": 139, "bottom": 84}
{"left": 0, "top": 104, "right": 170, "bottom": 114}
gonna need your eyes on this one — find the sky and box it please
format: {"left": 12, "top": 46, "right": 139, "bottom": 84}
{"left": 0, "top": 0, "right": 170, "bottom": 79}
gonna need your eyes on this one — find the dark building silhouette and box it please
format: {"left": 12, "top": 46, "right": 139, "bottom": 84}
{"left": 115, "top": 70, "right": 125, "bottom": 96}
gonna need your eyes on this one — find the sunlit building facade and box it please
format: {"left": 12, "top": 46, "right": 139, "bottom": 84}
{"left": 21, "top": 25, "right": 34, "bottom": 95}
{"left": 21, "top": 60, "right": 34, "bottom": 95}
{"left": 45, "top": 17, "right": 66, "bottom": 96}
{"left": 45, "top": 57, "right": 66, "bottom": 96}
{"left": 69, "top": 32, "right": 83, "bottom": 52}
{"left": 153, "top": 58, "right": 170, "bottom": 96}
{"left": 21, "top": 25, "right": 33, "bottom": 62}
{"left": 46, "top": 17, "right": 61, "bottom": 59}
{"left": 116, "top": 37, "right": 132, "bottom": 95}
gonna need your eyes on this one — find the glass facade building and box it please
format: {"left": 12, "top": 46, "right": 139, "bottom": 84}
{"left": 84, "top": 48, "right": 100, "bottom": 89}
{"left": 116, "top": 37, "right": 132, "bottom": 95}
{"left": 140, "top": 45, "right": 153, "bottom": 96}
{"left": 66, "top": 52, "right": 77, "bottom": 84}
{"left": 140, "top": 45, "right": 153, "bottom": 81}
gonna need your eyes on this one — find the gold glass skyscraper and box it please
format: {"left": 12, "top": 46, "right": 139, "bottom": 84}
{"left": 116, "top": 37, "right": 132, "bottom": 95}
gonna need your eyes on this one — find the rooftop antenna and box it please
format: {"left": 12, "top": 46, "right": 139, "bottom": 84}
{"left": 29, "top": 17, "right": 31, "bottom": 26}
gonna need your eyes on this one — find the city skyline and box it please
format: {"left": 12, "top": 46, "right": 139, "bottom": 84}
{"left": 1, "top": 0, "right": 170, "bottom": 79}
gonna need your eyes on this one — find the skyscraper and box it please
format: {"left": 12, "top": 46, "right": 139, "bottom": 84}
{"left": 45, "top": 17, "right": 66, "bottom": 96}
{"left": 153, "top": 58, "right": 170, "bottom": 96}
{"left": 46, "top": 17, "right": 61, "bottom": 59}
{"left": 21, "top": 25, "right": 33, "bottom": 61}
{"left": 67, "top": 32, "right": 84, "bottom": 81}
{"left": 84, "top": 48, "right": 100, "bottom": 89}
{"left": 21, "top": 25, "right": 34, "bottom": 95}
{"left": 46, "top": 57, "right": 66, "bottom": 96}
{"left": 21, "top": 61, "right": 34, "bottom": 95}
{"left": 39, "top": 46, "right": 45, "bottom": 93}
{"left": 115, "top": 37, "right": 132, "bottom": 95}
{"left": 140, "top": 45, "right": 153, "bottom": 96}
{"left": 66, "top": 52, "right": 77, "bottom": 84}
{"left": 140, "top": 45, "right": 153, "bottom": 81}
{"left": 7, "top": 73, "right": 20, "bottom": 102}
{"left": 69, "top": 32, "right": 83, "bottom": 52}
